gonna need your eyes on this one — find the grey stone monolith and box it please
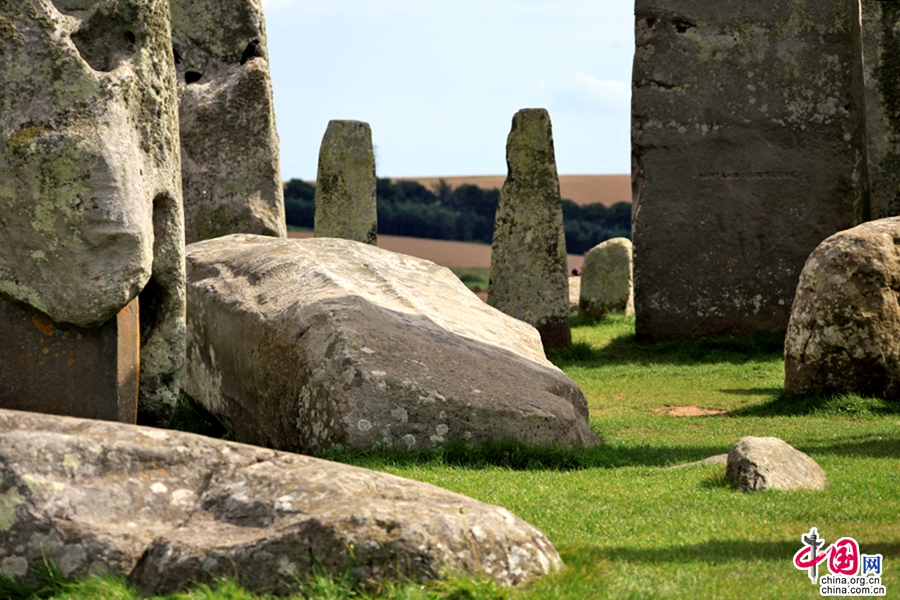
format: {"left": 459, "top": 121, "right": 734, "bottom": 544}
{"left": 488, "top": 109, "right": 570, "bottom": 348}
{"left": 579, "top": 238, "right": 634, "bottom": 319}
{"left": 314, "top": 120, "right": 378, "bottom": 245}
{"left": 632, "top": 0, "right": 864, "bottom": 340}
{"left": 861, "top": 0, "right": 900, "bottom": 220}
{"left": 0, "top": 0, "right": 186, "bottom": 426}
{"left": 172, "top": 0, "right": 287, "bottom": 244}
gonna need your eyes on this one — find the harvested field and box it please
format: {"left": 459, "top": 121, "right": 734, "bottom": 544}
{"left": 393, "top": 174, "right": 632, "bottom": 207}
{"left": 288, "top": 231, "right": 585, "bottom": 271}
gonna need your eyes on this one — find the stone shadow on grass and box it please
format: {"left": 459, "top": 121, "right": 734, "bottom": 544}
{"left": 729, "top": 392, "right": 900, "bottom": 418}
{"left": 560, "top": 541, "right": 900, "bottom": 566}
{"left": 315, "top": 436, "right": 731, "bottom": 472}
{"left": 548, "top": 328, "right": 785, "bottom": 368}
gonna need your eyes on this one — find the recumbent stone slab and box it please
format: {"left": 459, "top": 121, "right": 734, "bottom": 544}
{"left": 0, "top": 0, "right": 186, "bottom": 425}
{"left": 173, "top": 0, "right": 287, "bottom": 244}
{"left": 488, "top": 109, "right": 570, "bottom": 348}
{"left": 314, "top": 120, "right": 378, "bottom": 245}
{"left": 632, "top": 0, "right": 864, "bottom": 340}
{"left": 785, "top": 217, "right": 900, "bottom": 399}
{"left": 183, "top": 235, "right": 598, "bottom": 453}
{"left": 0, "top": 408, "right": 562, "bottom": 595}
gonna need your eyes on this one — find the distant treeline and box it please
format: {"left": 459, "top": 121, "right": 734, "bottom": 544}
{"left": 283, "top": 178, "right": 631, "bottom": 255}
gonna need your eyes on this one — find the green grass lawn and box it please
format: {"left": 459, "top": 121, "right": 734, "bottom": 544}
{"left": 35, "top": 316, "right": 899, "bottom": 599}
{"left": 449, "top": 267, "right": 491, "bottom": 291}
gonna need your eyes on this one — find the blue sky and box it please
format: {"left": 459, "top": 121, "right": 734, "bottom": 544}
{"left": 261, "top": 1, "right": 634, "bottom": 180}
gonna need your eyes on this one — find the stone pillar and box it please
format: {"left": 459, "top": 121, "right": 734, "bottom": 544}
{"left": 314, "top": 120, "right": 378, "bottom": 245}
{"left": 172, "top": 0, "right": 287, "bottom": 244}
{"left": 488, "top": 109, "right": 570, "bottom": 349}
{"left": 861, "top": 0, "right": 900, "bottom": 220}
{"left": 0, "top": 298, "right": 139, "bottom": 422}
{"left": 0, "top": 0, "right": 185, "bottom": 425}
{"left": 579, "top": 238, "right": 634, "bottom": 319}
{"left": 632, "top": 0, "right": 864, "bottom": 340}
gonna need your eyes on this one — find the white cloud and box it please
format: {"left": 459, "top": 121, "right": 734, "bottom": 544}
{"left": 540, "top": 73, "right": 631, "bottom": 113}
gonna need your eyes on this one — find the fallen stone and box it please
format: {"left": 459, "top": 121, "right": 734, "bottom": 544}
{"left": 0, "top": 408, "right": 562, "bottom": 595}
{"left": 314, "top": 120, "right": 378, "bottom": 245}
{"left": 632, "top": 0, "right": 862, "bottom": 339}
{"left": 726, "top": 436, "right": 827, "bottom": 492}
{"left": 669, "top": 454, "right": 727, "bottom": 469}
{"left": 785, "top": 217, "right": 900, "bottom": 399}
{"left": 488, "top": 109, "right": 570, "bottom": 348}
{"left": 579, "top": 238, "right": 634, "bottom": 319}
{"left": 0, "top": 0, "right": 186, "bottom": 426}
{"left": 184, "top": 235, "right": 598, "bottom": 453}
{"left": 173, "top": 0, "right": 287, "bottom": 244}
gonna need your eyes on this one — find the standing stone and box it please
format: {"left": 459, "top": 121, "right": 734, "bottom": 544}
{"left": 314, "top": 120, "right": 378, "bottom": 245}
{"left": 632, "top": 0, "right": 865, "bottom": 340}
{"left": 579, "top": 238, "right": 634, "bottom": 319}
{"left": 785, "top": 217, "right": 900, "bottom": 399}
{"left": 861, "top": 0, "right": 900, "bottom": 219}
{"left": 172, "top": 0, "right": 287, "bottom": 244}
{"left": 488, "top": 109, "right": 570, "bottom": 348}
{"left": 0, "top": 0, "right": 186, "bottom": 426}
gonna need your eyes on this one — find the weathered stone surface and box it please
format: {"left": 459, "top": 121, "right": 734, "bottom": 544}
{"left": 184, "top": 235, "right": 598, "bottom": 453}
{"left": 861, "top": 0, "right": 900, "bottom": 219}
{"left": 0, "top": 297, "right": 139, "bottom": 422}
{"left": 785, "top": 217, "right": 900, "bottom": 398}
{"left": 488, "top": 109, "right": 570, "bottom": 348}
{"left": 314, "top": 120, "right": 378, "bottom": 245}
{"left": 0, "top": 1, "right": 186, "bottom": 426}
{"left": 726, "top": 436, "right": 827, "bottom": 492}
{"left": 172, "top": 0, "right": 287, "bottom": 244}
{"left": 568, "top": 276, "right": 580, "bottom": 316}
{"left": 632, "top": 0, "right": 863, "bottom": 340}
{"left": 579, "top": 238, "right": 634, "bottom": 319}
{"left": 0, "top": 409, "right": 562, "bottom": 595}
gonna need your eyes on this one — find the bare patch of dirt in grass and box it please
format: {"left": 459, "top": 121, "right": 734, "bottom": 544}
{"left": 655, "top": 405, "right": 727, "bottom": 417}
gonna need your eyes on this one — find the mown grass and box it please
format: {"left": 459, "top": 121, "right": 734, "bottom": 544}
{"left": 40, "top": 315, "right": 900, "bottom": 599}
{"left": 449, "top": 267, "right": 490, "bottom": 291}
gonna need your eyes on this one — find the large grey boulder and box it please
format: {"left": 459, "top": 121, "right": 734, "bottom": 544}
{"left": 632, "top": 0, "right": 862, "bottom": 340}
{"left": 726, "top": 436, "right": 827, "bottom": 492}
{"left": 184, "top": 235, "right": 598, "bottom": 453}
{"left": 579, "top": 238, "right": 634, "bottom": 319}
{"left": 173, "top": 0, "right": 287, "bottom": 244}
{"left": 314, "top": 120, "right": 378, "bottom": 245}
{"left": 0, "top": 408, "right": 561, "bottom": 595}
{"left": 0, "top": 0, "right": 186, "bottom": 426}
{"left": 488, "top": 109, "right": 570, "bottom": 348}
{"left": 785, "top": 217, "right": 900, "bottom": 398}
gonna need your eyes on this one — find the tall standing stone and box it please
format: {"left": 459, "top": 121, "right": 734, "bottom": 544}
{"left": 171, "top": 0, "right": 287, "bottom": 244}
{"left": 0, "top": 0, "right": 186, "bottom": 426}
{"left": 579, "top": 238, "right": 634, "bottom": 319}
{"left": 632, "top": 0, "right": 865, "bottom": 340}
{"left": 488, "top": 109, "right": 570, "bottom": 348}
{"left": 314, "top": 120, "right": 378, "bottom": 245}
{"left": 861, "top": 0, "right": 900, "bottom": 219}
